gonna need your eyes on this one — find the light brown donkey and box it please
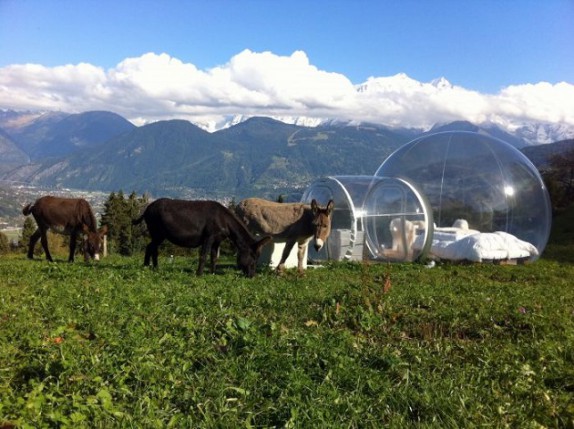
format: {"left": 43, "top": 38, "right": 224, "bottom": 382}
{"left": 236, "top": 198, "right": 334, "bottom": 273}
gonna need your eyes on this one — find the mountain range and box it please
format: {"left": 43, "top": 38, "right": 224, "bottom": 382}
{"left": 1, "top": 109, "right": 573, "bottom": 200}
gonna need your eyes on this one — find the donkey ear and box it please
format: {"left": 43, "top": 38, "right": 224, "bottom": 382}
{"left": 326, "top": 199, "right": 335, "bottom": 215}
{"left": 311, "top": 199, "right": 319, "bottom": 214}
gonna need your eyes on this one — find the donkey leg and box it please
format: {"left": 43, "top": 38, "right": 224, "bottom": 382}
{"left": 27, "top": 229, "right": 42, "bottom": 260}
{"left": 277, "top": 240, "right": 296, "bottom": 273}
{"left": 69, "top": 231, "right": 77, "bottom": 262}
{"left": 144, "top": 243, "right": 153, "bottom": 266}
{"left": 196, "top": 240, "right": 211, "bottom": 276}
{"left": 144, "top": 241, "right": 160, "bottom": 267}
{"left": 197, "top": 238, "right": 214, "bottom": 276}
{"left": 152, "top": 242, "right": 159, "bottom": 268}
{"left": 40, "top": 231, "right": 53, "bottom": 262}
{"left": 296, "top": 239, "right": 310, "bottom": 274}
{"left": 210, "top": 241, "right": 221, "bottom": 274}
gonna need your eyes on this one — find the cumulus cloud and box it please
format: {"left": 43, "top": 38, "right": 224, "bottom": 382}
{"left": 0, "top": 62, "right": 107, "bottom": 111}
{"left": 496, "top": 82, "right": 574, "bottom": 124}
{"left": 0, "top": 50, "right": 572, "bottom": 132}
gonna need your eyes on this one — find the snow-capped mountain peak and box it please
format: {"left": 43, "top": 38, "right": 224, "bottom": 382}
{"left": 431, "top": 77, "right": 453, "bottom": 89}
{"left": 513, "top": 122, "right": 574, "bottom": 145}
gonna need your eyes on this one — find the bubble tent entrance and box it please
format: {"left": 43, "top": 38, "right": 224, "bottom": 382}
{"left": 301, "top": 131, "right": 552, "bottom": 264}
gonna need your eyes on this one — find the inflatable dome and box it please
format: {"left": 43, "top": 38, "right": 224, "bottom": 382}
{"left": 375, "top": 131, "right": 552, "bottom": 262}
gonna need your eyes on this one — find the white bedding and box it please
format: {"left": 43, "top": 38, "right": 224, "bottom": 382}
{"left": 414, "top": 224, "right": 538, "bottom": 262}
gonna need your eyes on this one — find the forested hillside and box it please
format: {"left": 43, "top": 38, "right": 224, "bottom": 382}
{"left": 1, "top": 111, "right": 573, "bottom": 201}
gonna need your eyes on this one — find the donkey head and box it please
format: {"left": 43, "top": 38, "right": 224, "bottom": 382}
{"left": 237, "top": 236, "right": 272, "bottom": 278}
{"left": 82, "top": 224, "right": 108, "bottom": 261}
{"left": 311, "top": 199, "right": 334, "bottom": 252}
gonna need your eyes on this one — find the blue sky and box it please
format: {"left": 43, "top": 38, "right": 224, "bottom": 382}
{"left": 1, "top": 0, "right": 573, "bottom": 131}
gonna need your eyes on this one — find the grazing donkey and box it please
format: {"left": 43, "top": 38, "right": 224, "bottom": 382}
{"left": 132, "top": 198, "right": 271, "bottom": 277}
{"left": 236, "top": 198, "right": 334, "bottom": 273}
{"left": 22, "top": 196, "right": 107, "bottom": 262}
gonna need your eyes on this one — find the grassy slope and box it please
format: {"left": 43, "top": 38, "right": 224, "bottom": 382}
{"left": 1, "top": 210, "right": 573, "bottom": 427}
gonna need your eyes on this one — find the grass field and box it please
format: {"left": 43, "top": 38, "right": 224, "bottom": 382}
{"left": 1, "top": 212, "right": 574, "bottom": 427}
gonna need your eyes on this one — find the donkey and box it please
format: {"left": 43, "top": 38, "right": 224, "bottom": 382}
{"left": 132, "top": 198, "right": 272, "bottom": 277}
{"left": 22, "top": 196, "right": 107, "bottom": 262}
{"left": 236, "top": 198, "right": 334, "bottom": 273}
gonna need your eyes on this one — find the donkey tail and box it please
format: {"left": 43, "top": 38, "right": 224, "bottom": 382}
{"left": 22, "top": 203, "right": 33, "bottom": 216}
{"left": 132, "top": 214, "right": 145, "bottom": 226}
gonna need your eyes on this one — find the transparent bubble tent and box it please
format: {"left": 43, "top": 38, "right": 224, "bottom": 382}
{"left": 302, "top": 131, "right": 551, "bottom": 263}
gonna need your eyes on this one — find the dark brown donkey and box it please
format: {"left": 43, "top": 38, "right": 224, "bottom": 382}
{"left": 236, "top": 198, "right": 334, "bottom": 273}
{"left": 132, "top": 198, "right": 272, "bottom": 277}
{"left": 22, "top": 196, "right": 108, "bottom": 262}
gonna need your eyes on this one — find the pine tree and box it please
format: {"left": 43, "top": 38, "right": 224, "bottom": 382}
{"left": 101, "top": 190, "right": 149, "bottom": 255}
{"left": 20, "top": 217, "right": 37, "bottom": 255}
{"left": 128, "top": 192, "right": 149, "bottom": 254}
{"left": 101, "top": 191, "right": 125, "bottom": 254}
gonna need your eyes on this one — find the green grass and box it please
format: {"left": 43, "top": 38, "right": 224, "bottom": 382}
{"left": 1, "top": 244, "right": 574, "bottom": 427}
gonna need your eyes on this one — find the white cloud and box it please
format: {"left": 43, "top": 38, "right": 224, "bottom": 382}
{"left": 0, "top": 50, "right": 572, "bottom": 132}
{"left": 496, "top": 81, "right": 574, "bottom": 124}
{"left": 0, "top": 62, "right": 107, "bottom": 111}
{"left": 220, "top": 50, "right": 357, "bottom": 110}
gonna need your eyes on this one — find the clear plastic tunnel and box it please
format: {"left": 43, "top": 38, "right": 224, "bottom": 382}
{"left": 301, "top": 176, "right": 433, "bottom": 262}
